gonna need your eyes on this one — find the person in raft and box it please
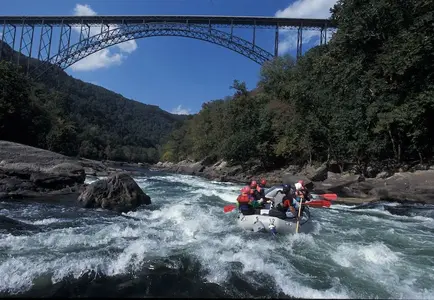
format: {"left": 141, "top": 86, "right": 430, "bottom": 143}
{"left": 249, "top": 179, "right": 273, "bottom": 209}
{"left": 236, "top": 186, "right": 255, "bottom": 215}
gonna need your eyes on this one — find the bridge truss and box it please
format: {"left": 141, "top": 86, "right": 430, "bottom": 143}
{"left": 0, "top": 15, "right": 335, "bottom": 78}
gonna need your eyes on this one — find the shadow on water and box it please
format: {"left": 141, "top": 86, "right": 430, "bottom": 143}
{"left": 0, "top": 215, "right": 42, "bottom": 235}
{"left": 1, "top": 255, "right": 296, "bottom": 299}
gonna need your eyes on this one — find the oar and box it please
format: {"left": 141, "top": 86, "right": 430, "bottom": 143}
{"left": 224, "top": 204, "right": 237, "bottom": 213}
{"left": 311, "top": 193, "right": 337, "bottom": 201}
{"left": 295, "top": 199, "right": 304, "bottom": 234}
{"left": 226, "top": 198, "right": 331, "bottom": 213}
{"left": 304, "top": 200, "right": 331, "bottom": 208}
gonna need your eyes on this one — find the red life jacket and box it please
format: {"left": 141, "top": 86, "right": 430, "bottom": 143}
{"left": 283, "top": 199, "right": 292, "bottom": 208}
{"left": 237, "top": 194, "right": 251, "bottom": 204}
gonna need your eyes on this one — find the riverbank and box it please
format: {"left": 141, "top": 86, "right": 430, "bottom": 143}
{"left": 0, "top": 140, "right": 149, "bottom": 202}
{"left": 2, "top": 139, "right": 434, "bottom": 207}
{"left": 152, "top": 159, "right": 434, "bottom": 205}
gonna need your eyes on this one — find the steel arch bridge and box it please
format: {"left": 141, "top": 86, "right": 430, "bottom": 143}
{"left": 0, "top": 15, "right": 336, "bottom": 78}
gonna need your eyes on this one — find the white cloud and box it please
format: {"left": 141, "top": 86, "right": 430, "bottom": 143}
{"left": 70, "top": 51, "right": 123, "bottom": 71}
{"left": 70, "top": 4, "right": 138, "bottom": 72}
{"left": 275, "top": 0, "right": 337, "bottom": 54}
{"left": 171, "top": 105, "right": 192, "bottom": 115}
{"left": 73, "top": 3, "right": 97, "bottom": 16}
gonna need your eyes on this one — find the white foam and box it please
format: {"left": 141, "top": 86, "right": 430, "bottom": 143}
{"left": 1, "top": 172, "right": 433, "bottom": 299}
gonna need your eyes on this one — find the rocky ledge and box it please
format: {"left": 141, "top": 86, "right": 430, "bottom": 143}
{"left": 0, "top": 141, "right": 151, "bottom": 212}
{"left": 153, "top": 160, "right": 434, "bottom": 205}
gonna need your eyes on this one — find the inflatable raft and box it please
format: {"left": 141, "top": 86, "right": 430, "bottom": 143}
{"left": 237, "top": 207, "right": 314, "bottom": 235}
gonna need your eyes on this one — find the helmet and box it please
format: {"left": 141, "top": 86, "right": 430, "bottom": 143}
{"left": 295, "top": 182, "right": 302, "bottom": 190}
{"left": 298, "top": 180, "right": 304, "bottom": 187}
{"left": 250, "top": 180, "right": 257, "bottom": 188}
{"left": 282, "top": 184, "right": 290, "bottom": 194}
{"left": 260, "top": 179, "right": 267, "bottom": 186}
{"left": 241, "top": 186, "right": 250, "bottom": 194}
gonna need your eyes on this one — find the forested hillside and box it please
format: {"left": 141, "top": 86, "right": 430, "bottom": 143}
{"left": 162, "top": 0, "right": 434, "bottom": 174}
{"left": 0, "top": 42, "right": 186, "bottom": 163}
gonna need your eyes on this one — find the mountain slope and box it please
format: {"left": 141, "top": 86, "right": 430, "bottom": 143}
{"left": 0, "top": 41, "right": 187, "bottom": 163}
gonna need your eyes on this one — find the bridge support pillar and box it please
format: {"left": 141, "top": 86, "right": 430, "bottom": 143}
{"left": 18, "top": 21, "right": 35, "bottom": 74}
{"left": 58, "top": 21, "right": 72, "bottom": 60}
{"left": 296, "top": 25, "right": 303, "bottom": 58}
{"left": 320, "top": 23, "right": 328, "bottom": 45}
{"left": 274, "top": 25, "right": 279, "bottom": 57}
{"left": 79, "top": 22, "right": 91, "bottom": 44}
{"left": 0, "top": 22, "right": 16, "bottom": 62}
{"left": 252, "top": 21, "right": 256, "bottom": 49}
{"left": 38, "top": 22, "right": 53, "bottom": 62}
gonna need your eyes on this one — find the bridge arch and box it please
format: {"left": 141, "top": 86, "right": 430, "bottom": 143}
{"left": 35, "top": 22, "right": 275, "bottom": 77}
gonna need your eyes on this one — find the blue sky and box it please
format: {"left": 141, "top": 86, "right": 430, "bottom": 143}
{"left": 2, "top": 0, "right": 337, "bottom": 115}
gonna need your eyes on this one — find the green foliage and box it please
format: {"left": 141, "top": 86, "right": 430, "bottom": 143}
{"left": 0, "top": 50, "right": 186, "bottom": 163}
{"left": 162, "top": 0, "right": 434, "bottom": 171}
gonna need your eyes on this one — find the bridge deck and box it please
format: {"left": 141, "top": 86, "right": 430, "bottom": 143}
{"left": 0, "top": 15, "right": 334, "bottom": 29}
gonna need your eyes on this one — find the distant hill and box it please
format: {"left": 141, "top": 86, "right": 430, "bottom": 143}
{"left": 0, "top": 41, "right": 188, "bottom": 163}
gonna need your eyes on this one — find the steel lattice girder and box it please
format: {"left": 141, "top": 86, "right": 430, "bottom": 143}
{"left": 33, "top": 22, "right": 275, "bottom": 78}
{"left": 0, "top": 23, "right": 17, "bottom": 61}
{"left": 0, "top": 15, "right": 335, "bottom": 30}
{"left": 37, "top": 23, "right": 53, "bottom": 61}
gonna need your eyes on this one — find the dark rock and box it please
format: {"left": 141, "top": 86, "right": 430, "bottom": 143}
{"left": 0, "top": 176, "right": 36, "bottom": 192}
{"left": 96, "top": 171, "right": 109, "bottom": 177}
{"left": 226, "top": 165, "right": 243, "bottom": 176}
{"left": 284, "top": 165, "right": 301, "bottom": 174}
{"left": 30, "top": 162, "right": 85, "bottom": 189}
{"left": 376, "top": 171, "right": 391, "bottom": 179}
{"left": 282, "top": 174, "right": 312, "bottom": 188}
{"left": 0, "top": 140, "right": 109, "bottom": 201}
{"left": 302, "top": 163, "right": 328, "bottom": 181}
{"left": 77, "top": 172, "right": 151, "bottom": 212}
{"left": 313, "top": 173, "right": 364, "bottom": 196}
{"left": 153, "top": 158, "right": 434, "bottom": 205}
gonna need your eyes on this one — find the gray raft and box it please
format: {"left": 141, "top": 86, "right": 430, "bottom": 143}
{"left": 236, "top": 208, "right": 314, "bottom": 235}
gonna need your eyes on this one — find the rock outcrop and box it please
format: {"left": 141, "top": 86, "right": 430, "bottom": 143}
{"left": 0, "top": 141, "right": 88, "bottom": 199}
{"left": 0, "top": 140, "right": 152, "bottom": 201}
{"left": 153, "top": 159, "right": 434, "bottom": 205}
{"left": 77, "top": 172, "right": 151, "bottom": 212}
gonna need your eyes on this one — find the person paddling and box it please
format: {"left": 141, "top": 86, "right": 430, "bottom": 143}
{"left": 250, "top": 179, "right": 273, "bottom": 209}
{"left": 237, "top": 186, "right": 255, "bottom": 215}
{"left": 296, "top": 180, "right": 310, "bottom": 202}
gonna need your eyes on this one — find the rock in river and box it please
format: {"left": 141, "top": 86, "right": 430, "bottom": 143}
{"left": 0, "top": 140, "right": 87, "bottom": 199}
{"left": 77, "top": 172, "right": 151, "bottom": 213}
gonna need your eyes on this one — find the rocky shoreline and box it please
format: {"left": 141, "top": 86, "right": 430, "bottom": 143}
{"left": 2, "top": 139, "right": 434, "bottom": 207}
{"left": 0, "top": 140, "right": 151, "bottom": 212}
{"left": 153, "top": 159, "right": 434, "bottom": 205}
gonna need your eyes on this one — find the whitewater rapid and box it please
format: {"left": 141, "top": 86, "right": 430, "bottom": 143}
{"left": 1, "top": 171, "right": 434, "bottom": 298}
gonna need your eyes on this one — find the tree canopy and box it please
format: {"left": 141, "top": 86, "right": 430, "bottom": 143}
{"left": 161, "top": 0, "right": 434, "bottom": 173}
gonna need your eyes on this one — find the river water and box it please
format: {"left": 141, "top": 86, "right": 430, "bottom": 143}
{"left": 0, "top": 170, "right": 433, "bottom": 298}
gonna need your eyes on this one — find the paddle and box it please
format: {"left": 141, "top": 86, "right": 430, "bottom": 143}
{"left": 224, "top": 199, "right": 331, "bottom": 213}
{"left": 295, "top": 198, "right": 304, "bottom": 234}
{"left": 224, "top": 204, "right": 237, "bottom": 213}
{"left": 304, "top": 200, "right": 331, "bottom": 208}
{"left": 311, "top": 193, "right": 337, "bottom": 201}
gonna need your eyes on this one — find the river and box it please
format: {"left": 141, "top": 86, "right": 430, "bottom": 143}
{"left": 1, "top": 170, "right": 433, "bottom": 298}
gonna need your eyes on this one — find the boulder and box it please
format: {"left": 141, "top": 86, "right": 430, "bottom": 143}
{"left": 0, "top": 141, "right": 94, "bottom": 200}
{"left": 77, "top": 172, "right": 151, "bottom": 212}
{"left": 376, "top": 171, "right": 392, "bottom": 179}
{"left": 30, "top": 162, "right": 85, "bottom": 189}
{"left": 174, "top": 160, "right": 205, "bottom": 175}
{"left": 282, "top": 173, "right": 312, "bottom": 188}
{"left": 302, "top": 163, "right": 328, "bottom": 181}
{"left": 310, "top": 170, "right": 434, "bottom": 204}
{"left": 365, "top": 170, "right": 434, "bottom": 203}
